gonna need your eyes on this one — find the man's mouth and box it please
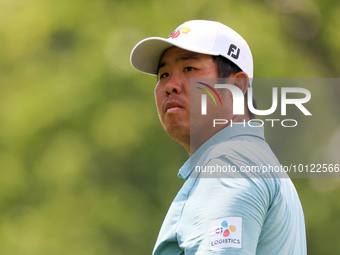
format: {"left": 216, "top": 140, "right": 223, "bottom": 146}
{"left": 163, "top": 100, "right": 184, "bottom": 113}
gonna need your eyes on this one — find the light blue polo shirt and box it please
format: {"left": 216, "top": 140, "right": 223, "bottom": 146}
{"left": 152, "top": 124, "right": 306, "bottom": 255}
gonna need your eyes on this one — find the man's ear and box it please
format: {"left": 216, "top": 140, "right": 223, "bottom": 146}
{"left": 227, "top": 72, "right": 249, "bottom": 95}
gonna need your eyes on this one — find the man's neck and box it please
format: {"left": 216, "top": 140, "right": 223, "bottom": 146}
{"left": 186, "top": 115, "right": 250, "bottom": 157}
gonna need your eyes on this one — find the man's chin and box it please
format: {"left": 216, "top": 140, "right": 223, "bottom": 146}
{"left": 165, "top": 125, "right": 190, "bottom": 144}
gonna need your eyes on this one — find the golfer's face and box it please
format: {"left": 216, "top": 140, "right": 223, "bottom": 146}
{"left": 155, "top": 47, "right": 219, "bottom": 145}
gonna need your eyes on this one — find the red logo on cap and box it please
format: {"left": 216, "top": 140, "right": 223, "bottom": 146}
{"left": 172, "top": 30, "right": 180, "bottom": 39}
{"left": 168, "top": 25, "right": 190, "bottom": 39}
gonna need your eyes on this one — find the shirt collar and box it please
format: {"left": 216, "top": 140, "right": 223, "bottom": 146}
{"left": 178, "top": 123, "right": 265, "bottom": 180}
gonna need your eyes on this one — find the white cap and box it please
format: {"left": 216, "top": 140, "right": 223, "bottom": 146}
{"left": 130, "top": 20, "right": 253, "bottom": 79}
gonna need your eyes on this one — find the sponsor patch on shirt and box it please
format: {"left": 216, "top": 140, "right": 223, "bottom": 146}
{"left": 210, "top": 217, "right": 242, "bottom": 250}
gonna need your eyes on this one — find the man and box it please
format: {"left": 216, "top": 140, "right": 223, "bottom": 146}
{"left": 130, "top": 20, "right": 306, "bottom": 254}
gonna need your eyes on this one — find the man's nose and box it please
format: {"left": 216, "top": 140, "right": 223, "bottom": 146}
{"left": 164, "top": 73, "right": 183, "bottom": 96}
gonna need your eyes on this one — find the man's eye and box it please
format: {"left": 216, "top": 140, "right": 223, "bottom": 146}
{"left": 184, "top": 67, "right": 195, "bottom": 72}
{"left": 159, "top": 72, "right": 169, "bottom": 79}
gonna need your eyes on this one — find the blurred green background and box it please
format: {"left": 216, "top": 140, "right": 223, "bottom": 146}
{"left": 0, "top": 0, "right": 339, "bottom": 254}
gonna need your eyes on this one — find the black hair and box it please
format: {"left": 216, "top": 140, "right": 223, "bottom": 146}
{"left": 212, "top": 55, "right": 257, "bottom": 119}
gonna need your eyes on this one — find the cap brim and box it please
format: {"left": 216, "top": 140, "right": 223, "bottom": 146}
{"left": 130, "top": 37, "right": 218, "bottom": 76}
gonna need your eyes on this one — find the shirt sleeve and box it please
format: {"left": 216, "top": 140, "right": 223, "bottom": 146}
{"left": 177, "top": 157, "right": 274, "bottom": 255}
